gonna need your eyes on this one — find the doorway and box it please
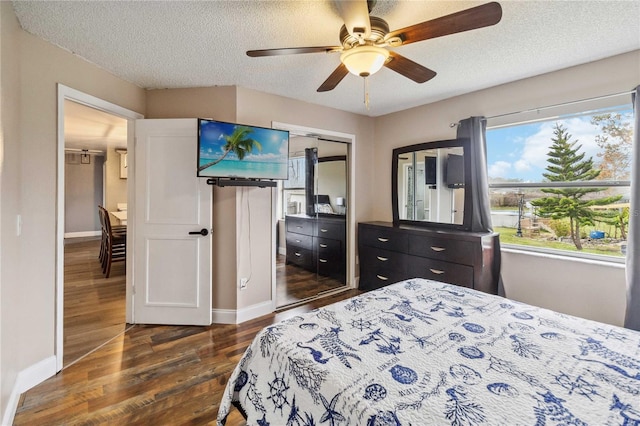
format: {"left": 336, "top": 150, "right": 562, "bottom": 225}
{"left": 272, "top": 123, "right": 354, "bottom": 309}
{"left": 56, "top": 85, "right": 143, "bottom": 372}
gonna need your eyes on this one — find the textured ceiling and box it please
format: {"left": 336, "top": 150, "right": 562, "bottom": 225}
{"left": 13, "top": 0, "right": 640, "bottom": 117}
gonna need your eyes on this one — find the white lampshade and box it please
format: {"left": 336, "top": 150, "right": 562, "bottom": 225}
{"left": 336, "top": 197, "right": 346, "bottom": 207}
{"left": 340, "top": 46, "right": 389, "bottom": 77}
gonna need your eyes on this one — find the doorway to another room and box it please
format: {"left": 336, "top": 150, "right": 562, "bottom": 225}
{"left": 59, "top": 93, "right": 139, "bottom": 369}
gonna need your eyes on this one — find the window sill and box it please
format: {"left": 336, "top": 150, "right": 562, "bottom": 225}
{"left": 500, "top": 243, "right": 626, "bottom": 267}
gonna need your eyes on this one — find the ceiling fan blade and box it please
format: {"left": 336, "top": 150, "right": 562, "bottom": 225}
{"left": 386, "top": 2, "right": 502, "bottom": 46}
{"left": 384, "top": 51, "right": 437, "bottom": 83}
{"left": 317, "top": 63, "right": 349, "bottom": 92}
{"left": 335, "top": 0, "right": 371, "bottom": 38}
{"left": 247, "top": 46, "right": 341, "bottom": 57}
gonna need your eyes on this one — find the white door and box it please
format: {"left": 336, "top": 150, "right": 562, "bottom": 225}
{"left": 134, "top": 118, "right": 212, "bottom": 325}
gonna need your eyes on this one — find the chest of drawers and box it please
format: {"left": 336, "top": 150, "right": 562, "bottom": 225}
{"left": 358, "top": 221, "right": 500, "bottom": 294}
{"left": 286, "top": 215, "right": 346, "bottom": 281}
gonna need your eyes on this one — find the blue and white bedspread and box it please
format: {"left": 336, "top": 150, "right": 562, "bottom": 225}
{"left": 217, "top": 278, "right": 640, "bottom": 425}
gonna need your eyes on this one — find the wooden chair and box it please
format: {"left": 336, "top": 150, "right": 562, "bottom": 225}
{"left": 98, "top": 205, "right": 127, "bottom": 278}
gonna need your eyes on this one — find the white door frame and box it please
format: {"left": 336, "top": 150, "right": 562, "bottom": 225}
{"left": 56, "top": 84, "right": 143, "bottom": 372}
{"left": 271, "top": 122, "right": 356, "bottom": 311}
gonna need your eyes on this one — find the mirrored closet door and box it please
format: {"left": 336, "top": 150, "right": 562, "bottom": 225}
{"left": 276, "top": 135, "right": 348, "bottom": 308}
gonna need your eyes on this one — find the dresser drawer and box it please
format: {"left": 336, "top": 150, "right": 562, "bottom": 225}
{"left": 286, "top": 247, "right": 314, "bottom": 269}
{"left": 316, "top": 220, "right": 345, "bottom": 240}
{"left": 359, "top": 268, "right": 409, "bottom": 291}
{"left": 287, "top": 233, "right": 313, "bottom": 251}
{"left": 316, "top": 237, "right": 342, "bottom": 260}
{"left": 317, "top": 257, "right": 345, "bottom": 278}
{"left": 360, "top": 226, "right": 408, "bottom": 252}
{"left": 286, "top": 216, "right": 315, "bottom": 236}
{"left": 358, "top": 246, "right": 407, "bottom": 273}
{"left": 408, "top": 234, "right": 475, "bottom": 265}
{"left": 406, "top": 256, "right": 474, "bottom": 288}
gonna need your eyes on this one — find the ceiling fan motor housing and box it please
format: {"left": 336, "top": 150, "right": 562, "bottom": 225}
{"left": 340, "top": 16, "right": 390, "bottom": 48}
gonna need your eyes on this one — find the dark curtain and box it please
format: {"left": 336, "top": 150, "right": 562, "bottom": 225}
{"left": 456, "top": 117, "right": 493, "bottom": 233}
{"left": 625, "top": 86, "right": 640, "bottom": 331}
{"left": 304, "top": 147, "right": 317, "bottom": 216}
{"left": 457, "top": 117, "right": 504, "bottom": 296}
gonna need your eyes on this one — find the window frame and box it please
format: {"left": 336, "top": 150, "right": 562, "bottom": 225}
{"left": 485, "top": 101, "right": 633, "bottom": 263}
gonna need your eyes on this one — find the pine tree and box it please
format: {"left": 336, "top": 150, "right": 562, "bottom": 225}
{"left": 531, "top": 123, "right": 621, "bottom": 250}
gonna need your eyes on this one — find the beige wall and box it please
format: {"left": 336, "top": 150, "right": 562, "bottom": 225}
{"left": 1, "top": 1, "right": 24, "bottom": 419}
{"left": 373, "top": 50, "right": 640, "bottom": 325}
{"left": 1, "top": 4, "right": 145, "bottom": 420}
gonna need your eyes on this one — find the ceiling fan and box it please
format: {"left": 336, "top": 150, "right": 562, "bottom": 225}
{"left": 247, "top": 1, "right": 502, "bottom": 93}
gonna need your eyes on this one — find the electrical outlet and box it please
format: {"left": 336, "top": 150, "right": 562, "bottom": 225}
{"left": 240, "top": 278, "right": 248, "bottom": 290}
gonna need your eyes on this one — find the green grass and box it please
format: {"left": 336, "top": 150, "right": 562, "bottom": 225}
{"left": 495, "top": 227, "right": 624, "bottom": 257}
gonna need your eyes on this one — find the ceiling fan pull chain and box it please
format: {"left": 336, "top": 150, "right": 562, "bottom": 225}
{"left": 364, "top": 76, "right": 370, "bottom": 110}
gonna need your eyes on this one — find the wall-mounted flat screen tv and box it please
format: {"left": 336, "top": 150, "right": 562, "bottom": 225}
{"left": 197, "top": 119, "right": 289, "bottom": 180}
{"left": 446, "top": 154, "right": 465, "bottom": 188}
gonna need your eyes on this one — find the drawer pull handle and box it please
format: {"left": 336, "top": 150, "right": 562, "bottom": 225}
{"left": 376, "top": 256, "right": 388, "bottom": 261}
{"left": 377, "top": 237, "right": 389, "bottom": 242}
{"left": 319, "top": 244, "right": 328, "bottom": 248}
{"left": 296, "top": 225, "right": 303, "bottom": 229}
{"left": 376, "top": 274, "right": 389, "bottom": 281}
{"left": 429, "top": 268, "right": 445, "bottom": 275}
{"left": 295, "top": 239, "right": 301, "bottom": 243}
{"left": 295, "top": 252, "right": 302, "bottom": 257}
{"left": 430, "top": 246, "right": 446, "bottom": 252}
{"left": 320, "top": 228, "right": 328, "bottom": 233}
{"left": 319, "top": 259, "right": 328, "bottom": 263}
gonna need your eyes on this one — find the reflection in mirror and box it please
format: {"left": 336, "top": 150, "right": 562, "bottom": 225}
{"left": 393, "top": 139, "right": 470, "bottom": 228}
{"left": 277, "top": 136, "right": 348, "bottom": 308}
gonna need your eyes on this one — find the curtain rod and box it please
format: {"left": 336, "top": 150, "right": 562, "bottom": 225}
{"left": 485, "top": 89, "right": 634, "bottom": 121}
{"left": 449, "top": 89, "right": 634, "bottom": 127}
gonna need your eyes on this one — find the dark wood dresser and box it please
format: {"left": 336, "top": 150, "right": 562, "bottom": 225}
{"left": 286, "top": 215, "right": 346, "bottom": 281}
{"left": 358, "top": 221, "right": 500, "bottom": 294}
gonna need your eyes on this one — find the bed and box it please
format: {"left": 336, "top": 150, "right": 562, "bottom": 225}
{"left": 217, "top": 278, "right": 640, "bottom": 425}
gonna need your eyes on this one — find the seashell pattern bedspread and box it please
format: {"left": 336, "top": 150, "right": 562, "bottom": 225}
{"left": 217, "top": 278, "right": 640, "bottom": 425}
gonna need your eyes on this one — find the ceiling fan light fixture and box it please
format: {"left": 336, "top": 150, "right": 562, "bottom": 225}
{"left": 340, "top": 45, "right": 389, "bottom": 77}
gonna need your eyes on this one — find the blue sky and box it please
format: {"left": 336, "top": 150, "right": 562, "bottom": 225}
{"left": 486, "top": 108, "right": 632, "bottom": 183}
{"left": 199, "top": 120, "right": 288, "bottom": 162}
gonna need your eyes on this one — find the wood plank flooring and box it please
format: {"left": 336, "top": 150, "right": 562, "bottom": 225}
{"left": 275, "top": 254, "right": 346, "bottom": 308}
{"left": 63, "top": 237, "right": 128, "bottom": 367}
{"left": 14, "top": 291, "right": 360, "bottom": 425}
{"left": 15, "top": 239, "right": 359, "bottom": 425}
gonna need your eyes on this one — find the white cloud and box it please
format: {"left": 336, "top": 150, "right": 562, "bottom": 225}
{"left": 488, "top": 160, "right": 512, "bottom": 178}
{"left": 519, "top": 117, "right": 601, "bottom": 172}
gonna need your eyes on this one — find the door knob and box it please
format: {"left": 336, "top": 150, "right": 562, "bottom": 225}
{"left": 189, "top": 228, "right": 209, "bottom": 236}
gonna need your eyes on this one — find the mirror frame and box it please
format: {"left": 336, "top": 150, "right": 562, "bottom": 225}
{"left": 391, "top": 138, "right": 473, "bottom": 230}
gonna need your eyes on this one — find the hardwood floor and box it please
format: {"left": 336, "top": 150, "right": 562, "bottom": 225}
{"left": 64, "top": 237, "right": 128, "bottom": 367}
{"left": 15, "top": 239, "right": 359, "bottom": 424}
{"left": 14, "top": 290, "right": 360, "bottom": 425}
{"left": 275, "top": 254, "right": 346, "bottom": 308}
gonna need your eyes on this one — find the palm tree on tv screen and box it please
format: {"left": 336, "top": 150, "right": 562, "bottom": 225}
{"left": 198, "top": 126, "right": 262, "bottom": 172}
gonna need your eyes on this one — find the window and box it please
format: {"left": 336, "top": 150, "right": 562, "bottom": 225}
{"left": 486, "top": 100, "right": 633, "bottom": 259}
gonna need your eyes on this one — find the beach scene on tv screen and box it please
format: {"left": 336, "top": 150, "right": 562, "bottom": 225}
{"left": 198, "top": 120, "right": 289, "bottom": 179}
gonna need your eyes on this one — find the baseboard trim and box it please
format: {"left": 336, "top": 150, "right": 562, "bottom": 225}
{"left": 64, "top": 231, "right": 100, "bottom": 239}
{"left": 211, "top": 308, "right": 237, "bottom": 324}
{"left": 2, "top": 356, "right": 57, "bottom": 426}
{"left": 212, "top": 300, "right": 274, "bottom": 325}
{"left": 237, "top": 300, "right": 273, "bottom": 324}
